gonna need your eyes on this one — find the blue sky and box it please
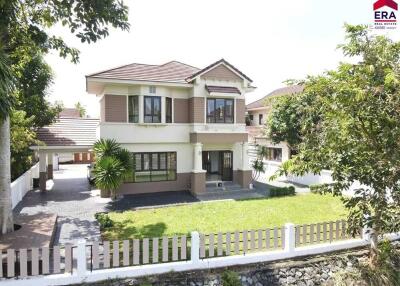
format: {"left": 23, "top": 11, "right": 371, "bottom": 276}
{"left": 45, "top": 0, "right": 399, "bottom": 117}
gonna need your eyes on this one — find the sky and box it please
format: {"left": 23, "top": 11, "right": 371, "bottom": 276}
{"left": 44, "top": 0, "right": 400, "bottom": 118}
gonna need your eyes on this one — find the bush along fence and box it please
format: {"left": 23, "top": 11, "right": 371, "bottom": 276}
{"left": 0, "top": 220, "right": 399, "bottom": 286}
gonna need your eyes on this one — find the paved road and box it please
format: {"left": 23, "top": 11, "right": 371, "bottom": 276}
{"left": 14, "top": 164, "right": 109, "bottom": 244}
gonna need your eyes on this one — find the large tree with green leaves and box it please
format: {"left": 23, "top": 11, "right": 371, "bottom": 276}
{"left": 0, "top": 0, "right": 129, "bottom": 234}
{"left": 273, "top": 24, "right": 400, "bottom": 266}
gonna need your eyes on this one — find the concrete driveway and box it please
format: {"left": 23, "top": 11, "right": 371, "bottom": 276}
{"left": 14, "top": 164, "right": 111, "bottom": 244}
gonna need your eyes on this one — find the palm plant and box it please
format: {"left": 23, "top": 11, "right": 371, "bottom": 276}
{"left": 0, "top": 47, "right": 15, "bottom": 234}
{"left": 251, "top": 144, "right": 267, "bottom": 181}
{"left": 93, "top": 139, "right": 132, "bottom": 199}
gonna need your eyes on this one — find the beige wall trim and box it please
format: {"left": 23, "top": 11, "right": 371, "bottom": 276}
{"left": 105, "top": 94, "right": 127, "bottom": 122}
{"left": 189, "top": 97, "right": 205, "bottom": 123}
{"left": 233, "top": 170, "right": 252, "bottom": 188}
{"left": 118, "top": 173, "right": 191, "bottom": 195}
{"left": 236, "top": 99, "right": 246, "bottom": 124}
{"left": 190, "top": 172, "right": 206, "bottom": 195}
{"left": 174, "top": 98, "right": 190, "bottom": 123}
{"left": 190, "top": 132, "right": 248, "bottom": 144}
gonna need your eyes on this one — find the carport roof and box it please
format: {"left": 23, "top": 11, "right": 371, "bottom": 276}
{"left": 35, "top": 117, "right": 99, "bottom": 147}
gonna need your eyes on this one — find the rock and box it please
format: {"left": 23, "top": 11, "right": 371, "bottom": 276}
{"left": 295, "top": 271, "right": 303, "bottom": 278}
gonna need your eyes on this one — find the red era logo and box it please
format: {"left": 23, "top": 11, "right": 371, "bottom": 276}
{"left": 374, "top": 0, "right": 398, "bottom": 11}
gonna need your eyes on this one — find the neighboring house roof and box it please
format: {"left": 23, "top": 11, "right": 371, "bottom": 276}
{"left": 246, "top": 85, "right": 304, "bottom": 110}
{"left": 87, "top": 61, "right": 200, "bottom": 84}
{"left": 58, "top": 108, "right": 81, "bottom": 118}
{"left": 36, "top": 118, "right": 99, "bottom": 146}
{"left": 186, "top": 58, "right": 253, "bottom": 83}
{"left": 205, "top": 85, "right": 241, "bottom": 94}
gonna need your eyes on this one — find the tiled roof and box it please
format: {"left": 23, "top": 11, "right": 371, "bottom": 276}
{"left": 186, "top": 59, "right": 253, "bottom": 83}
{"left": 246, "top": 85, "right": 304, "bottom": 110}
{"left": 58, "top": 108, "right": 81, "bottom": 118}
{"left": 205, "top": 85, "right": 241, "bottom": 94}
{"left": 36, "top": 118, "right": 99, "bottom": 146}
{"left": 87, "top": 61, "right": 200, "bottom": 84}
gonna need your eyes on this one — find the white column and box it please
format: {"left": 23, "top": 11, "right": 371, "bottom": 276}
{"left": 190, "top": 231, "right": 200, "bottom": 264}
{"left": 76, "top": 239, "right": 87, "bottom": 277}
{"left": 39, "top": 152, "right": 47, "bottom": 173}
{"left": 139, "top": 95, "right": 144, "bottom": 123}
{"left": 284, "top": 223, "right": 295, "bottom": 253}
{"left": 161, "top": 96, "right": 166, "bottom": 124}
{"left": 242, "top": 142, "right": 249, "bottom": 170}
{"left": 193, "top": 143, "right": 203, "bottom": 171}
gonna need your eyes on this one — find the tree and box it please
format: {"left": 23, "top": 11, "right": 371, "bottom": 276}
{"left": 0, "top": 47, "right": 15, "bottom": 234}
{"left": 274, "top": 24, "right": 400, "bottom": 266}
{"left": 0, "top": 0, "right": 129, "bottom": 234}
{"left": 93, "top": 139, "right": 132, "bottom": 199}
{"left": 75, "top": 102, "right": 86, "bottom": 118}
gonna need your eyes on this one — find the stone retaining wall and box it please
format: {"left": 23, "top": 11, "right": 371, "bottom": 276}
{"left": 87, "top": 248, "right": 372, "bottom": 286}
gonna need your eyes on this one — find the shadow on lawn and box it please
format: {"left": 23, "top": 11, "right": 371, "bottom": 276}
{"left": 106, "top": 221, "right": 168, "bottom": 240}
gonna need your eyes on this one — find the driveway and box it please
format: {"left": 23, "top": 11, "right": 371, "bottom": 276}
{"left": 14, "top": 164, "right": 110, "bottom": 244}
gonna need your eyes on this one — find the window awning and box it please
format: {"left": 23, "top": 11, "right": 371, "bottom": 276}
{"left": 205, "top": 85, "right": 241, "bottom": 95}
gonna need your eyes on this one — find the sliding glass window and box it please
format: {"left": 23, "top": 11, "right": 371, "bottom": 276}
{"left": 207, "top": 98, "right": 234, "bottom": 123}
{"left": 126, "top": 152, "right": 177, "bottom": 183}
{"left": 128, "top": 96, "right": 139, "bottom": 123}
{"left": 144, "top": 96, "right": 161, "bottom": 123}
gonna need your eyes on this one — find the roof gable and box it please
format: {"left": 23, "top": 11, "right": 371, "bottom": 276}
{"left": 186, "top": 59, "right": 253, "bottom": 83}
{"left": 201, "top": 64, "right": 243, "bottom": 81}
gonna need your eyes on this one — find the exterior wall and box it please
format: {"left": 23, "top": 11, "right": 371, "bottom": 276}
{"left": 201, "top": 65, "right": 243, "bottom": 81}
{"left": 248, "top": 109, "right": 268, "bottom": 126}
{"left": 174, "top": 98, "right": 189, "bottom": 123}
{"left": 104, "top": 94, "right": 127, "bottom": 122}
{"left": 190, "top": 172, "right": 206, "bottom": 194}
{"left": 189, "top": 97, "right": 204, "bottom": 123}
{"left": 236, "top": 99, "right": 246, "bottom": 124}
{"left": 233, "top": 170, "right": 252, "bottom": 188}
{"left": 118, "top": 173, "right": 191, "bottom": 195}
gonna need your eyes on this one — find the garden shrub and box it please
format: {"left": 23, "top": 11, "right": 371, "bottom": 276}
{"left": 269, "top": 186, "right": 296, "bottom": 197}
{"left": 221, "top": 270, "right": 241, "bottom": 286}
{"left": 95, "top": 213, "right": 114, "bottom": 229}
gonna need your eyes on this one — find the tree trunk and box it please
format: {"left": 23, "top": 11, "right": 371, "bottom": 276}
{"left": 100, "top": 188, "right": 110, "bottom": 198}
{"left": 0, "top": 117, "right": 14, "bottom": 234}
{"left": 369, "top": 230, "right": 379, "bottom": 268}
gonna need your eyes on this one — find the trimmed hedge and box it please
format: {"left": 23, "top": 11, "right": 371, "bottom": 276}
{"left": 269, "top": 186, "right": 296, "bottom": 197}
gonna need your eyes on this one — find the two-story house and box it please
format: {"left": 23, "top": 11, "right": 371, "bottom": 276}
{"left": 86, "top": 59, "right": 255, "bottom": 195}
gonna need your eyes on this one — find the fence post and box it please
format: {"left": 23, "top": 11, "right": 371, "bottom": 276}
{"left": 284, "top": 223, "right": 295, "bottom": 253}
{"left": 191, "top": 231, "right": 200, "bottom": 264}
{"left": 77, "top": 239, "right": 87, "bottom": 277}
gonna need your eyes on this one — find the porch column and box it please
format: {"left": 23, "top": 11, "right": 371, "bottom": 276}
{"left": 235, "top": 142, "right": 252, "bottom": 189}
{"left": 47, "top": 153, "right": 53, "bottom": 180}
{"left": 242, "top": 142, "right": 250, "bottom": 170}
{"left": 193, "top": 142, "right": 203, "bottom": 171}
{"left": 39, "top": 152, "right": 47, "bottom": 192}
{"left": 191, "top": 143, "right": 206, "bottom": 195}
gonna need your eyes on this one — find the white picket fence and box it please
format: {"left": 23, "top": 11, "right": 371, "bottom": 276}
{"left": 0, "top": 220, "right": 399, "bottom": 286}
{"left": 10, "top": 163, "right": 39, "bottom": 209}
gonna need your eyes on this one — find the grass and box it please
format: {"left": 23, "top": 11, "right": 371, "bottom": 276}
{"left": 102, "top": 194, "right": 347, "bottom": 241}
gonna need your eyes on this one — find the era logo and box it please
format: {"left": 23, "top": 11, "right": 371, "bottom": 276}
{"left": 374, "top": 0, "right": 398, "bottom": 24}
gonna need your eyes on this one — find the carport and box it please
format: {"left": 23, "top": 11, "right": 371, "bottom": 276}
{"left": 31, "top": 117, "right": 99, "bottom": 191}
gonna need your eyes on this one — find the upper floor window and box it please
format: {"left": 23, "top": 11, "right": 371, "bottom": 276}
{"left": 128, "top": 95, "right": 139, "bottom": 123}
{"left": 166, "top": 97, "right": 172, "bottom": 123}
{"left": 144, "top": 96, "right": 161, "bottom": 123}
{"left": 149, "top": 86, "right": 156, "bottom": 94}
{"left": 207, "top": 98, "right": 234, "bottom": 123}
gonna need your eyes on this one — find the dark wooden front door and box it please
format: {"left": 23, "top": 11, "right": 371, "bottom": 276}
{"left": 220, "top": 151, "right": 233, "bottom": 181}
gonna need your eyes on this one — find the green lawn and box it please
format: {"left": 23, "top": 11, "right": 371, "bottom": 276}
{"left": 102, "top": 194, "right": 347, "bottom": 241}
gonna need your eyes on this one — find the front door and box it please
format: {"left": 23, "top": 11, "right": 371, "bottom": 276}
{"left": 220, "top": 151, "right": 233, "bottom": 181}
